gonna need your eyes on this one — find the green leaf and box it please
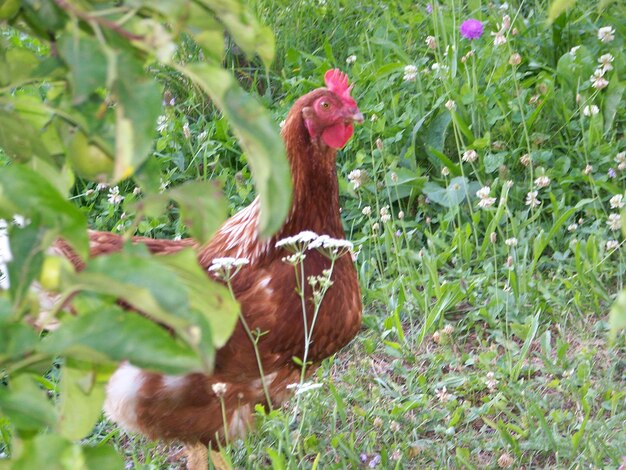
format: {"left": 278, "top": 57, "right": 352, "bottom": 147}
{"left": 112, "top": 51, "right": 162, "bottom": 181}
{"left": 168, "top": 181, "right": 228, "bottom": 244}
{"left": 57, "top": 362, "right": 106, "bottom": 440}
{"left": 39, "top": 306, "right": 204, "bottom": 374}
{"left": 6, "top": 223, "right": 45, "bottom": 307}
{"left": 603, "top": 80, "right": 625, "bottom": 134}
{"left": 57, "top": 33, "right": 108, "bottom": 105}
{"left": 609, "top": 290, "right": 626, "bottom": 343}
{"left": 183, "top": 63, "right": 291, "bottom": 237}
{"left": 483, "top": 152, "right": 506, "bottom": 174}
{"left": 199, "top": 0, "right": 275, "bottom": 67}
{"left": 423, "top": 177, "right": 476, "bottom": 208}
{"left": 547, "top": 0, "right": 576, "bottom": 23}
{"left": 0, "top": 106, "right": 50, "bottom": 162}
{"left": 0, "top": 374, "right": 57, "bottom": 431}
{"left": 186, "top": 3, "right": 225, "bottom": 61}
{"left": 82, "top": 446, "right": 124, "bottom": 470}
{"left": 0, "top": 323, "right": 39, "bottom": 362}
{"left": 0, "top": 165, "right": 88, "bottom": 258}
{"left": 159, "top": 250, "right": 239, "bottom": 349}
{"left": 10, "top": 434, "right": 81, "bottom": 470}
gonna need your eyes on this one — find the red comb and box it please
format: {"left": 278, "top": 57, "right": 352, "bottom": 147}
{"left": 324, "top": 69, "right": 356, "bottom": 106}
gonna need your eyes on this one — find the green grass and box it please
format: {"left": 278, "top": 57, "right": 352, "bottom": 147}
{"left": 5, "top": 0, "right": 625, "bottom": 467}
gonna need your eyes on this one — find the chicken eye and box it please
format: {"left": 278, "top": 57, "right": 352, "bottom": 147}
{"left": 320, "top": 101, "right": 331, "bottom": 110}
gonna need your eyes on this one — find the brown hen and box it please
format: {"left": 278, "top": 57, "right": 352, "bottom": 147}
{"left": 55, "top": 69, "right": 363, "bottom": 466}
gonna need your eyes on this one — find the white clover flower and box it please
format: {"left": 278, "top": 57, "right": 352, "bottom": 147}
{"left": 182, "top": 122, "right": 191, "bottom": 139}
{"left": 534, "top": 175, "right": 550, "bottom": 188}
{"left": 597, "top": 26, "right": 615, "bottom": 43}
{"left": 380, "top": 206, "right": 391, "bottom": 223}
{"left": 505, "top": 237, "right": 518, "bottom": 247}
{"left": 362, "top": 206, "right": 372, "bottom": 216}
{"left": 198, "top": 130, "right": 208, "bottom": 140}
{"left": 443, "top": 324, "right": 454, "bottom": 335}
{"left": 606, "top": 240, "right": 619, "bottom": 251}
{"left": 476, "top": 186, "right": 497, "bottom": 209}
{"left": 583, "top": 164, "right": 593, "bottom": 175}
{"left": 520, "top": 153, "right": 532, "bottom": 167}
{"left": 445, "top": 99, "right": 456, "bottom": 111}
{"left": 492, "top": 31, "right": 507, "bottom": 46}
{"left": 569, "top": 46, "right": 581, "bottom": 57}
{"left": 346, "top": 54, "right": 357, "bottom": 64}
{"left": 485, "top": 371, "right": 498, "bottom": 390}
{"left": 398, "top": 210, "right": 405, "bottom": 220}
{"left": 347, "top": 169, "right": 365, "bottom": 189}
{"left": 371, "top": 222, "right": 380, "bottom": 232}
{"left": 107, "top": 186, "right": 124, "bottom": 205}
{"left": 610, "top": 194, "right": 624, "bottom": 209}
{"left": 598, "top": 53, "right": 614, "bottom": 72}
{"left": 441, "top": 167, "right": 450, "bottom": 176}
{"left": 403, "top": 64, "right": 418, "bottom": 81}
{"left": 567, "top": 223, "right": 578, "bottom": 232}
{"left": 425, "top": 36, "right": 437, "bottom": 49}
{"left": 286, "top": 381, "right": 323, "bottom": 395}
{"left": 615, "top": 152, "right": 626, "bottom": 164}
{"left": 501, "top": 14, "right": 511, "bottom": 31}
{"left": 435, "top": 386, "right": 450, "bottom": 403}
{"left": 276, "top": 231, "right": 319, "bottom": 253}
{"left": 607, "top": 213, "right": 621, "bottom": 231}
{"left": 525, "top": 190, "right": 540, "bottom": 208}
{"left": 156, "top": 115, "right": 168, "bottom": 133}
{"left": 509, "top": 53, "right": 521, "bottom": 66}
{"left": 590, "top": 69, "right": 609, "bottom": 90}
{"left": 462, "top": 149, "right": 478, "bottom": 163}
{"left": 132, "top": 186, "right": 142, "bottom": 196}
{"left": 212, "top": 382, "right": 227, "bottom": 397}
{"left": 583, "top": 105, "right": 600, "bottom": 117}
{"left": 96, "top": 182, "right": 109, "bottom": 191}
{"left": 370, "top": 113, "right": 378, "bottom": 122}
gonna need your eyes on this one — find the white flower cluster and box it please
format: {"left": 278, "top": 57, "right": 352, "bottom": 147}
{"left": 615, "top": 152, "right": 626, "bottom": 172}
{"left": 476, "top": 186, "right": 496, "bottom": 209}
{"left": 462, "top": 149, "right": 478, "bottom": 163}
{"left": 276, "top": 231, "right": 354, "bottom": 261}
{"left": 347, "top": 169, "right": 366, "bottom": 189}
{"left": 107, "top": 186, "right": 124, "bottom": 205}
{"left": 403, "top": 64, "right": 418, "bottom": 82}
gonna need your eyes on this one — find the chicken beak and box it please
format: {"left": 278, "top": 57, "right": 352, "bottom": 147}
{"left": 344, "top": 109, "right": 364, "bottom": 124}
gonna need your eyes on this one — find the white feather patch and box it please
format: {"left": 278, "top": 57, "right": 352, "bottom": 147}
{"left": 103, "top": 363, "right": 145, "bottom": 433}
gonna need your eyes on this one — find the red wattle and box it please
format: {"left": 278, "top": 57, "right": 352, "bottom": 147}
{"left": 321, "top": 123, "right": 354, "bottom": 149}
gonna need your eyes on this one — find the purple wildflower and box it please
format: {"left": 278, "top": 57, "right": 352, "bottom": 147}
{"left": 360, "top": 453, "right": 368, "bottom": 463}
{"left": 608, "top": 168, "right": 617, "bottom": 178}
{"left": 460, "top": 19, "right": 484, "bottom": 40}
{"left": 426, "top": 3, "right": 432, "bottom": 14}
{"left": 369, "top": 454, "right": 382, "bottom": 468}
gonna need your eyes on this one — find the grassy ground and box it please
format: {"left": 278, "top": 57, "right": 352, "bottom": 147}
{"left": 17, "top": 0, "right": 626, "bottom": 467}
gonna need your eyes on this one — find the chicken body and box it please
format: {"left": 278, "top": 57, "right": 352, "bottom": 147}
{"left": 57, "top": 71, "right": 364, "bottom": 448}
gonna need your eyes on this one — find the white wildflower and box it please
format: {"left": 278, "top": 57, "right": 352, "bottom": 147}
{"left": 156, "top": 115, "right": 168, "bottom": 133}
{"left": 509, "top": 53, "right": 521, "bottom": 66}
{"left": 425, "top": 36, "right": 437, "bottom": 49}
{"left": 96, "top": 182, "right": 109, "bottom": 191}
{"left": 525, "top": 190, "right": 540, "bottom": 208}
{"left": 345, "top": 54, "right": 357, "bottom": 64}
{"left": 276, "top": 231, "right": 319, "bottom": 252}
{"left": 398, "top": 210, "right": 405, "bottom": 220}
{"left": 534, "top": 175, "right": 550, "bottom": 188}
{"left": 583, "top": 164, "right": 593, "bottom": 175}
{"left": 583, "top": 105, "right": 599, "bottom": 117}
{"left": 371, "top": 222, "right": 380, "bottom": 232}
{"left": 590, "top": 69, "right": 609, "bottom": 90}
{"left": 441, "top": 167, "right": 450, "bottom": 176}
{"left": 380, "top": 206, "right": 391, "bottom": 223}
{"left": 501, "top": 14, "right": 511, "bottom": 31}
{"left": 567, "top": 223, "right": 578, "bottom": 232}
{"left": 362, "top": 206, "right": 372, "bottom": 216}
{"left": 309, "top": 235, "right": 354, "bottom": 259}
{"left": 182, "top": 122, "right": 191, "bottom": 139}
{"left": 403, "top": 64, "right": 418, "bottom": 82}
{"left": 606, "top": 240, "right": 619, "bottom": 251}
{"left": 520, "top": 153, "right": 532, "bottom": 167}
{"left": 209, "top": 257, "right": 249, "bottom": 273}
{"left": 443, "top": 324, "right": 454, "bottom": 335}
{"left": 370, "top": 113, "right": 378, "bottom": 122}
{"left": 107, "top": 186, "right": 124, "bottom": 205}
{"left": 476, "top": 186, "right": 497, "bottom": 209}
{"left": 198, "top": 130, "right": 208, "bottom": 140}
{"left": 505, "top": 237, "right": 518, "bottom": 247}
{"left": 607, "top": 213, "right": 621, "bottom": 231}
{"left": 610, "top": 194, "right": 624, "bottom": 209}
{"left": 435, "top": 386, "right": 450, "bottom": 403}
{"left": 462, "top": 149, "right": 478, "bottom": 163}
{"left": 598, "top": 53, "right": 614, "bottom": 72}
{"left": 485, "top": 371, "right": 498, "bottom": 390}
{"left": 347, "top": 169, "right": 365, "bottom": 189}
{"left": 569, "top": 46, "right": 581, "bottom": 57}
{"left": 132, "top": 186, "right": 142, "bottom": 196}
{"left": 492, "top": 31, "right": 507, "bottom": 46}
{"left": 212, "top": 382, "right": 227, "bottom": 397}
{"left": 445, "top": 99, "right": 456, "bottom": 111}
{"left": 597, "top": 26, "right": 615, "bottom": 43}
